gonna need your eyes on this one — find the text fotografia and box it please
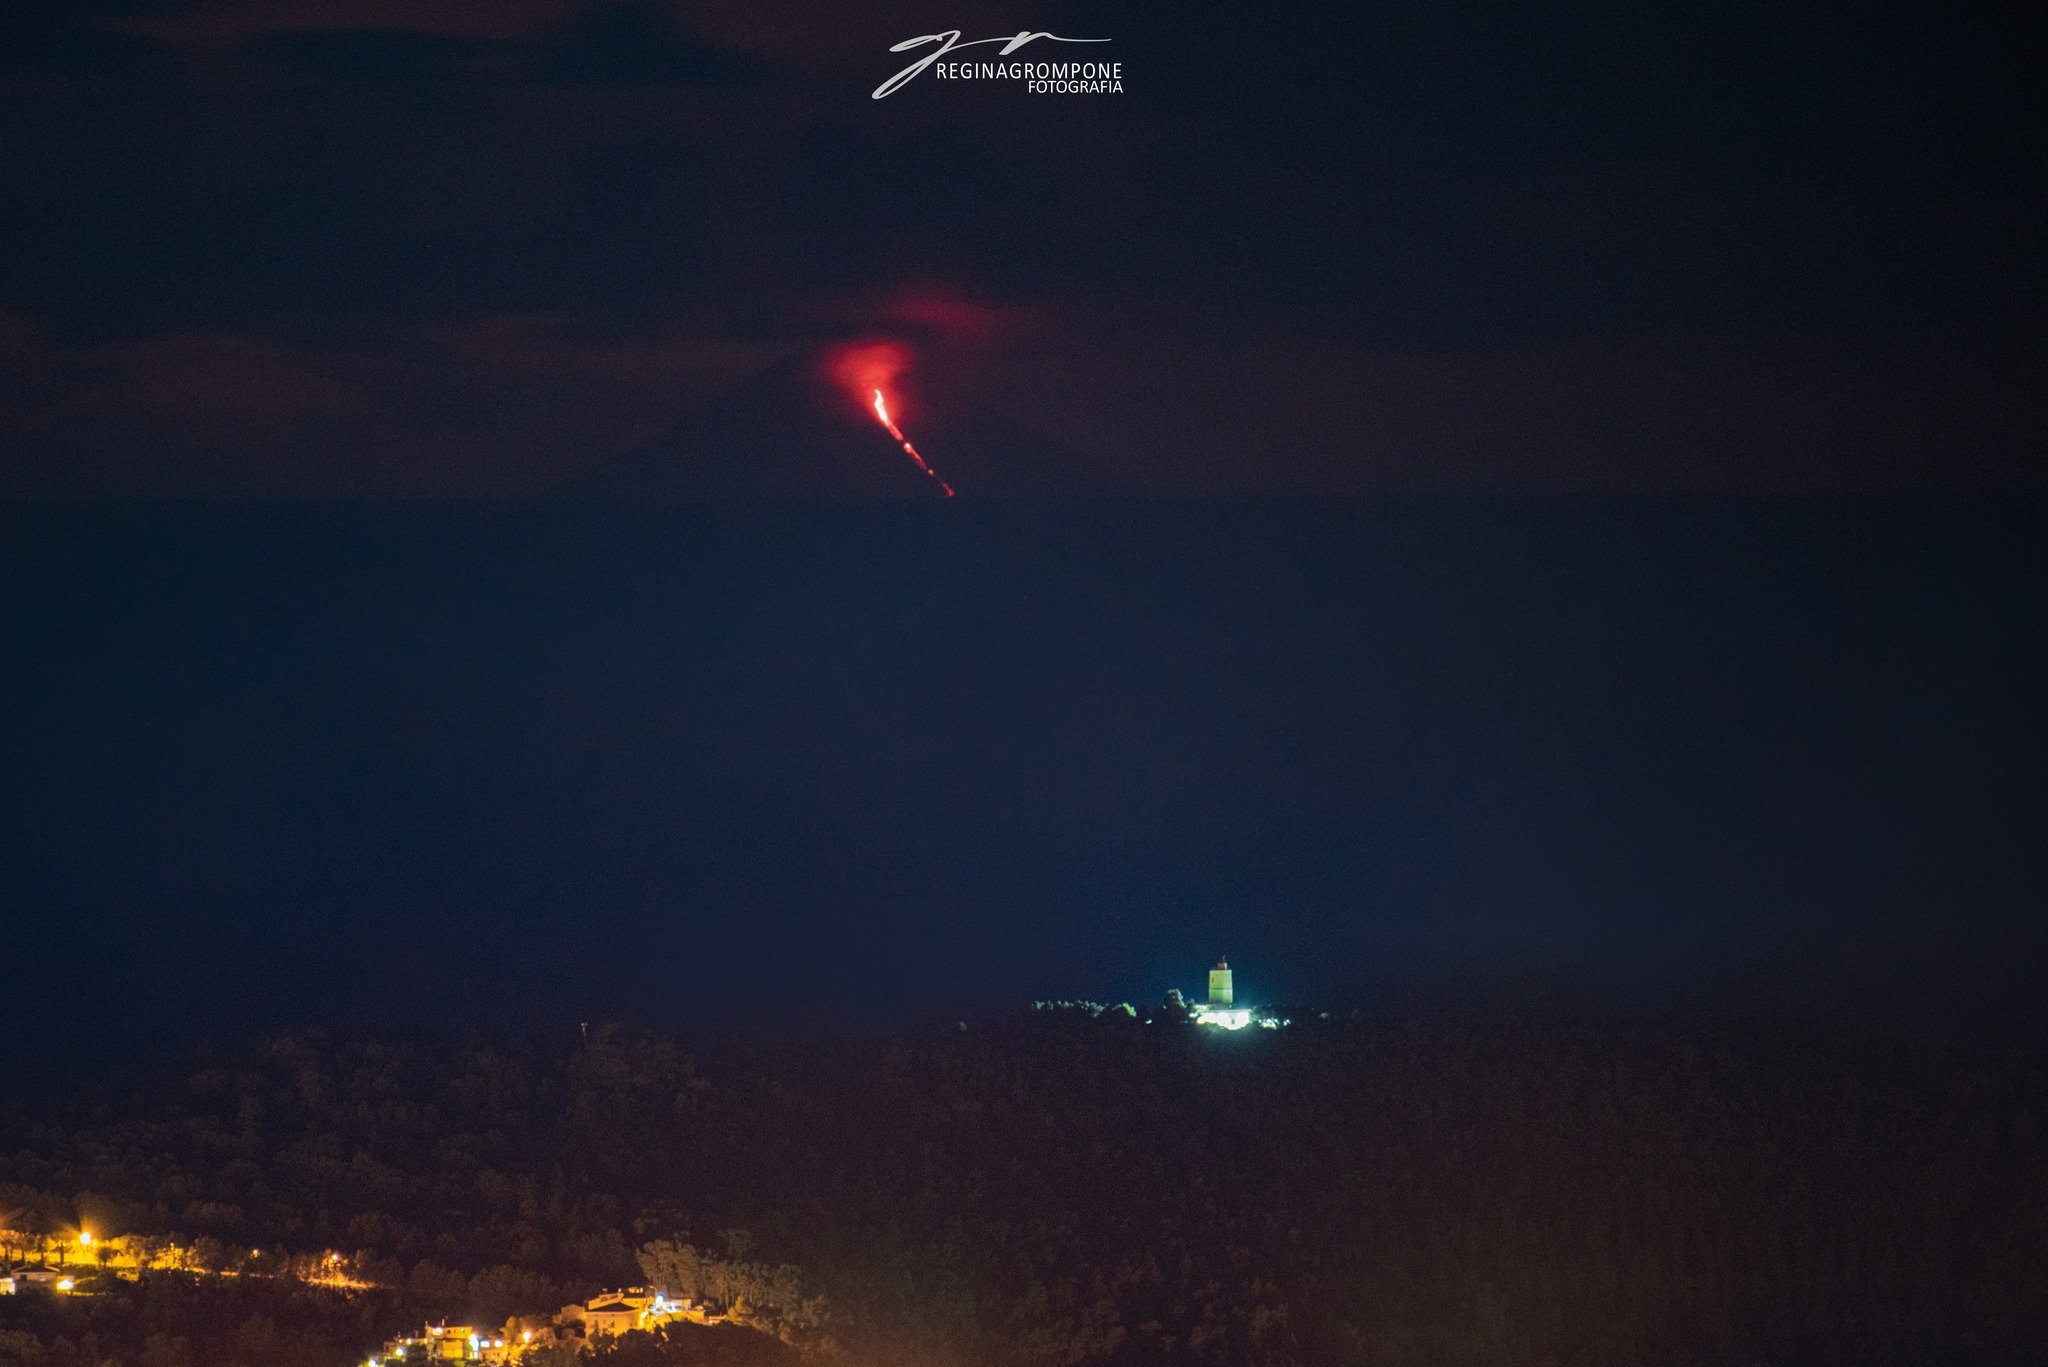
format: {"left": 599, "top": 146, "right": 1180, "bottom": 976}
{"left": 875, "top": 30, "right": 1117, "bottom": 99}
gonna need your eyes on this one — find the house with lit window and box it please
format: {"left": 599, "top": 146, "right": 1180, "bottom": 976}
{"left": 576, "top": 1286, "right": 701, "bottom": 1337}
{"left": 0, "top": 1267, "right": 72, "bottom": 1295}
{"left": 371, "top": 1324, "right": 496, "bottom": 1363}
{"left": 582, "top": 1287, "right": 654, "bottom": 1336}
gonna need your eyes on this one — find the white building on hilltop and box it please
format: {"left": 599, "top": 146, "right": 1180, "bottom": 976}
{"left": 1188, "top": 958, "right": 1255, "bottom": 1029}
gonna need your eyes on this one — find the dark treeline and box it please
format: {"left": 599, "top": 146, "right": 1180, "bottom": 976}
{"left": 0, "top": 1274, "right": 392, "bottom": 1367}
{"left": 3, "top": 1014, "right": 2045, "bottom": 1365}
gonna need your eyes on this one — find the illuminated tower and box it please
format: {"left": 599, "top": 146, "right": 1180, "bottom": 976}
{"left": 1208, "top": 959, "right": 1234, "bottom": 1008}
{"left": 1190, "top": 958, "right": 1252, "bottom": 1029}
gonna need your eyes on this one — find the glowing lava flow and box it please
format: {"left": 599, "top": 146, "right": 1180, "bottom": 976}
{"left": 871, "top": 388, "right": 955, "bottom": 497}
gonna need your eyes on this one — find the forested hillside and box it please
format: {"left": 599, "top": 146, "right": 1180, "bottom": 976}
{"left": 4, "top": 1015, "right": 2044, "bottom": 1365}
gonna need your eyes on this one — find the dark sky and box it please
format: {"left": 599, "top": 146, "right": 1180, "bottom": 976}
{"left": 3, "top": 3, "right": 2046, "bottom": 1070}
{"left": 1, "top": 0, "right": 2043, "bottom": 492}
{"left": 4, "top": 500, "right": 2045, "bottom": 1067}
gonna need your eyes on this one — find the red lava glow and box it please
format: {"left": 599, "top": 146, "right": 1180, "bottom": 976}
{"left": 825, "top": 340, "right": 955, "bottom": 497}
{"left": 871, "top": 388, "right": 955, "bottom": 497}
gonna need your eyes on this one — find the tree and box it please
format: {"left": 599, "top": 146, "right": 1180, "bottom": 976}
{"left": 186, "top": 1237, "right": 228, "bottom": 1276}
{"left": 0, "top": 1329, "right": 49, "bottom": 1366}
{"left": 126, "top": 1234, "right": 171, "bottom": 1276}
{"left": 637, "top": 1240, "right": 830, "bottom": 1352}
{"left": 518, "top": 1349, "right": 580, "bottom": 1367}
{"left": 138, "top": 1333, "right": 192, "bottom": 1367}
{"left": 233, "top": 1314, "right": 283, "bottom": 1367}
{"left": 0, "top": 1204, "right": 28, "bottom": 1265}
{"left": 638, "top": 1241, "right": 711, "bottom": 1306}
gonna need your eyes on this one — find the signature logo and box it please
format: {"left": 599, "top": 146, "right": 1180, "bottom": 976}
{"left": 874, "top": 30, "right": 1114, "bottom": 99}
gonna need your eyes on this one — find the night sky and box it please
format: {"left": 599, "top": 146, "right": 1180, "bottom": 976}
{"left": 3, "top": 0, "right": 2042, "bottom": 493}
{"left": 6, "top": 500, "right": 2044, "bottom": 1069}
{"left": 3, "top": 2, "right": 2045, "bottom": 1069}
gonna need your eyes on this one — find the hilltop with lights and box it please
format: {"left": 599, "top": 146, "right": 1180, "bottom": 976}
{"left": 4, "top": 1012, "right": 2043, "bottom": 1365}
{"left": 1034, "top": 958, "right": 1294, "bottom": 1030}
